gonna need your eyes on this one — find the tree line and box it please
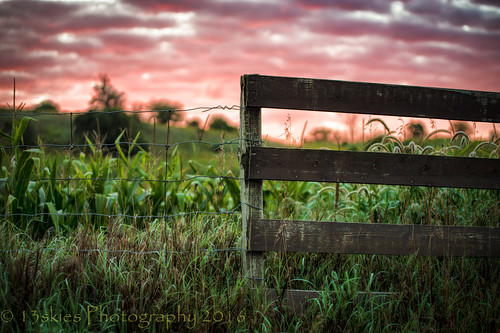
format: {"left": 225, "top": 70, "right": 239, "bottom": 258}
{"left": 0, "top": 74, "right": 237, "bottom": 153}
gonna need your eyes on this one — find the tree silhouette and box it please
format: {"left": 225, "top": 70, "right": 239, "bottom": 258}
{"left": 209, "top": 116, "right": 236, "bottom": 132}
{"left": 89, "top": 74, "right": 125, "bottom": 111}
{"left": 310, "top": 127, "right": 332, "bottom": 142}
{"left": 32, "top": 100, "right": 60, "bottom": 113}
{"left": 450, "top": 121, "right": 472, "bottom": 135}
{"left": 187, "top": 118, "right": 201, "bottom": 129}
{"left": 74, "top": 74, "right": 146, "bottom": 154}
{"left": 407, "top": 121, "right": 425, "bottom": 141}
{"left": 344, "top": 114, "right": 360, "bottom": 143}
{"left": 148, "top": 100, "right": 183, "bottom": 125}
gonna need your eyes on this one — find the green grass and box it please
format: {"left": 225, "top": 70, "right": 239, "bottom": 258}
{"left": 0, "top": 115, "right": 498, "bottom": 331}
{"left": 1, "top": 216, "right": 498, "bottom": 332}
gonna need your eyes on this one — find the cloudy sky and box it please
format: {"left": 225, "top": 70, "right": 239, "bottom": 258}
{"left": 1, "top": 0, "right": 499, "bottom": 139}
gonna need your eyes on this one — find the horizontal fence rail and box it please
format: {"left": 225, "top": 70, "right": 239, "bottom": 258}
{"left": 261, "top": 289, "right": 394, "bottom": 312}
{"left": 250, "top": 219, "right": 500, "bottom": 257}
{"left": 247, "top": 147, "right": 500, "bottom": 189}
{"left": 244, "top": 74, "right": 500, "bottom": 122}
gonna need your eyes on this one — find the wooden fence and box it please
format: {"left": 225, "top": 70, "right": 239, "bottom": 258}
{"left": 238, "top": 74, "right": 500, "bottom": 306}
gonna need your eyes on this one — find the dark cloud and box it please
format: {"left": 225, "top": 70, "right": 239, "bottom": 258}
{"left": 471, "top": 0, "right": 500, "bottom": 7}
{"left": 387, "top": 21, "right": 500, "bottom": 52}
{"left": 125, "top": 0, "right": 302, "bottom": 25}
{"left": 122, "top": 0, "right": 211, "bottom": 12}
{"left": 0, "top": 0, "right": 178, "bottom": 72}
{"left": 0, "top": 0, "right": 78, "bottom": 21}
{"left": 0, "top": 48, "right": 59, "bottom": 71}
{"left": 96, "top": 31, "right": 161, "bottom": 53}
{"left": 60, "top": 11, "right": 175, "bottom": 34}
{"left": 405, "top": 0, "right": 500, "bottom": 31}
{"left": 304, "top": 3, "right": 500, "bottom": 54}
{"left": 0, "top": 0, "right": 499, "bottom": 114}
{"left": 295, "top": 0, "right": 392, "bottom": 13}
{"left": 0, "top": 0, "right": 175, "bottom": 34}
{"left": 0, "top": 0, "right": 82, "bottom": 35}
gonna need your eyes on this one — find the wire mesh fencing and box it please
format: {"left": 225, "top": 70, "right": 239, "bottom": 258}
{"left": 0, "top": 105, "right": 257, "bottom": 256}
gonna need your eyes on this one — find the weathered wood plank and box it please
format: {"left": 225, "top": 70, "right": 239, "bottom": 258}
{"left": 250, "top": 219, "right": 500, "bottom": 257}
{"left": 248, "top": 147, "right": 500, "bottom": 189}
{"left": 262, "top": 289, "right": 394, "bottom": 313}
{"left": 240, "top": 76, "right": 264, "bottom": 284}
{"left": 244, "top": 74, "right": 500, "bottom": 122}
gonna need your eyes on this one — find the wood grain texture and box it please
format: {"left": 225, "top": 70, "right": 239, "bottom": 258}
{"left": 239, "top": 75, "right": 264, "bottom": 283}
{"left": 262, "top": 289, "right": 393, "bottom": 312}
{"left": 248, "top": 147, "right": 500, "bottom": 189}
{"left": 250, "top": 219, "right": 500, "bottom": 257}
{"left": 243, "top": 74, "right": 500, "bottom": 122}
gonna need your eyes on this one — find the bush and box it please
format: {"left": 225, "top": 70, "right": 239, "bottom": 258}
{"left": 209, "top": 116, "right": 237, "bottom": 132}
{"left": 0, "top": 108, "right": 37, "bottom": 147}
{"left": 74, "top": 111, "right": 147, "bottom": 154}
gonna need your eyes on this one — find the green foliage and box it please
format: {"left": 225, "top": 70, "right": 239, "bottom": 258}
{"left": 0, "top": 108, "right": 37, "bottom": 147}
{"left": 0, "top": 128, "right": 241, "bottom": 237}
{"left": 209, "top": 115, "right": 237, "bottom": 132}
{"left": 73, "top": 74, "right": 148, "bottom": 155}
{"left": 365, "top": 118, "right": 391, "bottom": 135}
{"left": 365, "top": 123, "right": 500, "bottom": 158}
{"left": 309, "top": 127, "right": 332, "bottom": 142}
{"left": 89, "top": 74, "right": 125, "bottom": 111}
{"left": 187, "top": 118, "right": 201, "bottom": 128}
{"left": 407, "top": 121, "right": 425, "bottom": 141}
{"left": 149, "top": 100, "right": 183, "bottom": 125}
{"left": 32, "top": 100, "right": 60, "bottom": 113}
{"left": 0, "top": 216, "right": 497, "bottom": 331}
{"left": 74, "top": 111, "right": 146, "bottom": 155}
{"left": 0, "top": 114, "right": 498, "bottom": 331}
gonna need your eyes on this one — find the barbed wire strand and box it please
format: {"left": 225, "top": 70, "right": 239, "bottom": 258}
{"left": 0, "top": 202, "right": 263, "bottom": 219}
{"left": 0, "top": 138, "right": 262, "bottom": 150}
{"left": 1, "top": 175, "right": 240, "bottom": 184}
{"left": 0, "top": 105, "right": 240, "bottom": 118}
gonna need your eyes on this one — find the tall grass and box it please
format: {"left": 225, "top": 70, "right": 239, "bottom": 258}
{"left": 0, "top": 116, "right": 498, "bottom": 331}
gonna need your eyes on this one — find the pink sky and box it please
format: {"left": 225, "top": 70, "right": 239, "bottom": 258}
{"left": 1, "top": 0, "right": 499, "bottom": 140}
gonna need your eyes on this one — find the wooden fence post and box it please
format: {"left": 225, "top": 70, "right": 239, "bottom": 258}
{"left": 239, "top": 75, "right": 264, "bottom": 285}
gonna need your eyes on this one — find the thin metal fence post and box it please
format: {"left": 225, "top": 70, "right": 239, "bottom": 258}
{"left": 164, "top": 112, "right": 170, "bottom": 250}
{"left": 68, "top": 112, "right": 73, "bottom": 213}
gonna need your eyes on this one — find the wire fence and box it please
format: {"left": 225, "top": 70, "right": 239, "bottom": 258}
{"left": 0, "top": 247, "right": 245, "bottom": 256}
{"left": 0, "top": 138, "right": 260, "bottom": 151}
{"left": 0, "top": 105, "right": 241, "bottom": 117}
{"left": 0, "top": 105, "right": 260, "bottom": 257}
